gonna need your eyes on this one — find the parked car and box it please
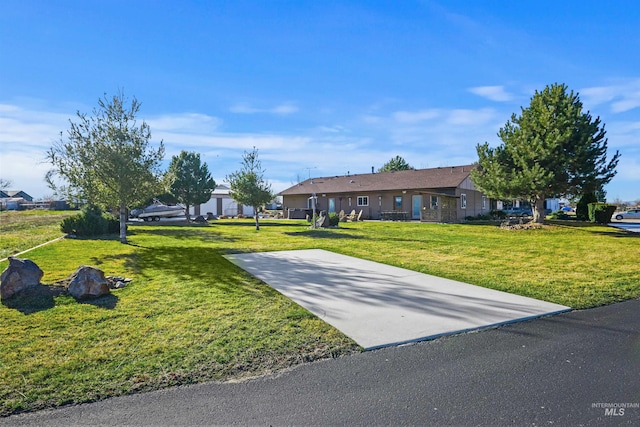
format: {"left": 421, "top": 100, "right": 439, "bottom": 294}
{"left": 504, "top": 207, "right": 533, "bottom": 216}
{"left": 613, "top": 208, "right": 640, "bottom": 220}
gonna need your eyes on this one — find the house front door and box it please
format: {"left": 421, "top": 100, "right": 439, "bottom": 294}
{"left": 412, "top": 195, "right": 422, "bottom": 219}
{"left": 328, "top": 198, "right": 336, "bottom": 213}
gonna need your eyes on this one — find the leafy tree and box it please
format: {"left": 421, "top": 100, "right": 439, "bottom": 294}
{"left": 378, "top": 155, "right": 414, "bottom": 172}
{"left": 471, "top": 83, "right": 620, "bottom": 223}
{"left": 165, "top": 151, "right": 216, "bottom": 222}
{"left": 226, "top": 147, "right": 275, "bottom": 230}
{"left": 47, "top": 92, "right": 164, "bottom": 243}
{"left": 142, "top": 192, "right": 179, "bottom": 207}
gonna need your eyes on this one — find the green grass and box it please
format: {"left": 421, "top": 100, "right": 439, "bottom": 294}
{"left": 0, "top": 210, "right": 76, "bottom": 259}
{"left": 1, "top": 216, "right": 639, "bottom": 415}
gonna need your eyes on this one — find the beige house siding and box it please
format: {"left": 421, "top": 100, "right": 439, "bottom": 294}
{"left": 280, "top": 165, "right": 490, "bottom": 223}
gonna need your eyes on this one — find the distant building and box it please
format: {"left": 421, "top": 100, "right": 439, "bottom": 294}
{"left": 191, "top": 185, "right": 255, "bottom": 217}
{"left": 0, "top": 190, "right": 34, "bottom": 210}
{"left": 4, "top": 190, "right": 33, "bottom": 202}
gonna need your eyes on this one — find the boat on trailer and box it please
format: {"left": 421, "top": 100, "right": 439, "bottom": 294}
{"left": 137, "top": 200, "right": 185, "bottom": 222}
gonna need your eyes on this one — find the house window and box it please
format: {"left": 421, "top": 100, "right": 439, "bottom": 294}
{"left": 461, "top": 193, "right": 467, "bottom": 209}
{"left": 482, "top": 195, "right": 486, "bottom": 210}
{"left": 394, "top": 196, "right": 402, "bottom": 210}
{"left": 357, "top": 196, "right": 369, "bottom": 206}
{"left": 307, "top": 196, "right": 317, "bottom": 209}
{"left": 348, "top": 197, "right": 352, "bottom": 207}
{"left": 431, "top": 195, "right": 438, "bottom": 209}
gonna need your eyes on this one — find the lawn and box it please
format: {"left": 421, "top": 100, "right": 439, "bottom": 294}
{"left": 1, "top": 216, "right": 639, "bottom": 415}
{"left": 0, "top": 210, "right": 76, "bottom": 260}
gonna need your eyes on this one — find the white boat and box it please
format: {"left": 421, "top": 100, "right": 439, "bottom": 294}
{"left": 137, "top": 200, "right": 185, "bottom": 221}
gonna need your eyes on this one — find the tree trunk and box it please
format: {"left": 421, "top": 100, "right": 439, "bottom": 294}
{"left": 532, "top": 195, "right": 545, "bottom": 224}
{"left": 185, "top": 203, "right": 191, "bottom": 222}
{"left": 254, "top": 206, "right": 260, "bottom": 230}
{"left": 119, "top": 204, "right": 128, "bottom": 244}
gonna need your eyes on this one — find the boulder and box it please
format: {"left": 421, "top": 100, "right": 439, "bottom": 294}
{"left": 68, "top": 265, "right": 111, "bottom": 299}
{"left": 0, "top": 257, "right": 44, "bottom": 299}
{"left": 315, "top": 214, "right": 330, "bottom": 228}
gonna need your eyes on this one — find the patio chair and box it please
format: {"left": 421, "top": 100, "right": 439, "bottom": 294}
{"left": 346, "top": 210, "right": 357, "bottom": 221}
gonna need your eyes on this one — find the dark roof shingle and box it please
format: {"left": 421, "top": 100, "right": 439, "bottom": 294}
{"left": 280, "top": 164, "right": 476, "bottom": 195}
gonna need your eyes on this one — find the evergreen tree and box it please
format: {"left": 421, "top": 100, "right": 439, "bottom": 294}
{"left": 378, "top": 155, "right": 414, "bottom": 172}
{"left": 166, "top": 151, "right": 216, "bottom": 221}
{"left": 471, "top": 83, "right": 620, "bottom": 223}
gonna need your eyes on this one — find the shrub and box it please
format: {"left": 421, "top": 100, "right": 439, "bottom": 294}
{"left": 465, "top": 214, "right": 491, "bottom": 221}
{"left": 328, "top": 212, "right": 340, "bottom": 227}
{"left": 60, "top": 205, "right": 120, "bottom": 236}
{"left": 490, "top": 210, "right": 506, "bottom": 220}
{"left": 576, "top": 192, "right": 598, "bottom": 220}
{"left": 548, "top": 210, "right": 569, "bottom": 220}
{"left": 588, "top": 203, "right": 617, "bottom": 224}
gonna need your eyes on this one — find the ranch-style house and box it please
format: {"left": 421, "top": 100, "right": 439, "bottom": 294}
{"left": 280, "top": 164, "right": 491, "bottom": 223}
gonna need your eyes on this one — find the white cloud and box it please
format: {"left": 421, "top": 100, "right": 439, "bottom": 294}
{"left": 229, "top": 102, "right": 299, "bottom": 115}
{"left": 606, "top": 120, "right": 640, "bottom": 150}
{"left": 146, "top": 113, "right": 221, "bottom": 134}
{"left": 392, "top": 109, "right": 440, "bottom": 123}
{"left": 0, "top": 104, "right": 69, "bottom": 149}
{"left": 271, "top": 104, "right": 299, "bottom": 115}
{"left": 447, "top": 108, "right": 498, "bottom": 126}
{"left": 468, "top": 85, "right": 513, "bottom": 102}
{"left": 315, "top": 125, "right": 349, "bottom": 134}
{"left": 580, "top": 79, "right": 640, "bottom": 113}
{"left": 157, "top": 131, "right": 310, "bottom": 153}
{"left": 0, "top": 151, "right": 54, "bottom": 198}
{"left": 3, "top": 96, "right": 636, "bottom": 201}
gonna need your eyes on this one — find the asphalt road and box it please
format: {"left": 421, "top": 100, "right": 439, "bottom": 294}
{"left": 3, "top": 299, "right": 639, "bottom": 426}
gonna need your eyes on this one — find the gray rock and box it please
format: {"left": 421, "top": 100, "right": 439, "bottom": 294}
{"left": 1, "top": 257, "right": 44, "bottom": 300}
{"left": 315, "top": 214, "right": 330, "bottom": 228}
{"left": 68, "top": 265, "right": 111, "bottom": 299}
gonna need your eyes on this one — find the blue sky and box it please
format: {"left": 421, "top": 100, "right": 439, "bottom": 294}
{"left": 1, "top": 0, "right": 639, "bottom": 202}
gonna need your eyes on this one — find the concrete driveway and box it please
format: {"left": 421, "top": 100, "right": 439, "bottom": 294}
{"left": 225, "top": 249, "right": 570, "bottom": 349}
{"left": 609, "top": 220, "right": 640, "bottom": 233}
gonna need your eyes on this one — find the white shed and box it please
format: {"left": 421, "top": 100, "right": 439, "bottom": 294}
{"left": 190, "top": 185, "right": 255, "bottom": 217}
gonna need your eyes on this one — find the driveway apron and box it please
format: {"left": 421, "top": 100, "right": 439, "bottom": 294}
{"left": 225, "top": 249, "right": 570, "bottom": 349}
